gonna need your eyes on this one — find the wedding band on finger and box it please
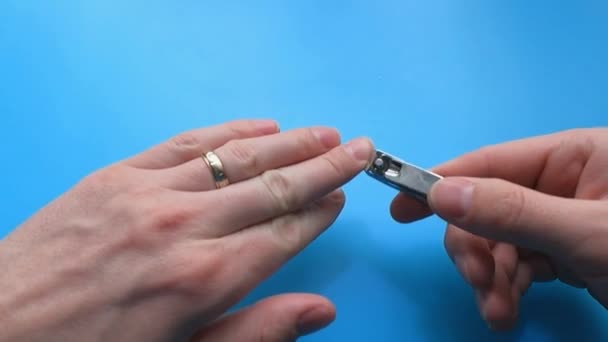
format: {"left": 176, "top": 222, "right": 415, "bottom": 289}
{"left": 201, "top": 151, "right": 230, "bottom": 189}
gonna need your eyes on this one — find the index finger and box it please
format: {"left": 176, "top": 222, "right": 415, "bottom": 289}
{"left": 391, "top": 131, "right": 568, "bottom": 223}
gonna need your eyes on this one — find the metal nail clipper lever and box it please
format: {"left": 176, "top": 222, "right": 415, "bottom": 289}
{"left": 365, "top": 150, "right": 443, "bottom": 203}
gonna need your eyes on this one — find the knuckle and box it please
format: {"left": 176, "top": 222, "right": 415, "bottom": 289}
{"left": 258, "top": 193, "right": 344, "bottom": 256}
{"left": 260, "top": 169, "right": 298, "bottom": 213}
{"left": 226, "top": 120, "right": 256, "bottom": 137}
{"left": 154, "top": 241, "right": 227, "bottom": 296}
{"left": 552, "top": 129, "right": 604, "bottom": 163}
{"left": 472, "top": 145, "right": 495, "bottom": 176}
{"left": 147, "top": 205, "right": 195, "bottom": 232}
{"left": 81, "top": 166, "right": 123, "bottom": 190}
{"left": 321, "top": 153, "right": 347, "bottom": 179}
{"left": 561, "top": 127, "right": 591, "bottom": 137}
{"left": 230, "top": 234, "right": 276, "bottom": 284}
{"left": 268, "top": 214, "right": 304, "bottom": 256}
{"left": 118, "top": 188, "right": 192, "bottom": 240}
{"left": 224, "top": 139, "right": 258, "bottom": 172}
{"left": 300, "top": 128, "right": 323, "bottom": 153}
{"left": 77, "top": 166, "right": 132, "bottom": 201}
{"left": 558, "top": 131, "right": 596, "bottom": 156}
{"left": 487, "top": 181, "right": 526, "bottom": 229}
{"left": 169, "top": 132, "right": 200, "bottom": 150}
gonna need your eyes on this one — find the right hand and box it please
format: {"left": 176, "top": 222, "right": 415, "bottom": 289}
{"left": 391, "top": 128, "right": 608, "bottom": 330}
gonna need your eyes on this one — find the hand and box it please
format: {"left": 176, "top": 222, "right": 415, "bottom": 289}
{"left": 0, "top": 119, "right": 375, "bottom": 341}
{"left": 391, "top": 128, "right": 608, "bottom": 330}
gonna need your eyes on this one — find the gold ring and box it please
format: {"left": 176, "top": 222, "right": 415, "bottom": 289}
{"left": 202, "top": 151, "right": 230, "bottom": 189}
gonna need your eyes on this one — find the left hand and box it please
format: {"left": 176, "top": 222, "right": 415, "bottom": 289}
{"left": 0, "top": 119, "right": 374, "bottom": 342}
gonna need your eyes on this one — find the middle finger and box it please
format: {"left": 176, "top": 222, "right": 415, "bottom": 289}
{"left": 444, "top": 225, "right": 495, "bottom": 288}
{"left": 157, "top": 127, "right": 341, "bottom": 191}
{"left": 198, "top": 137, "right": 374, "bottom": 235}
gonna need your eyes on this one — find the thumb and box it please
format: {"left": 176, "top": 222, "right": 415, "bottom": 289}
{"left": 428, "top": 177, "right": 606, "bottom": 255}
{"left": 190, "top": 294, "right": 335, "bottom": 342}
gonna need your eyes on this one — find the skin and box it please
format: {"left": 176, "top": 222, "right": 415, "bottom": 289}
{"left": 391, "top": 128, "right": 608, "bottom": 330}
{"left": 0, "top": 119, "right": 376, "bottom": 342}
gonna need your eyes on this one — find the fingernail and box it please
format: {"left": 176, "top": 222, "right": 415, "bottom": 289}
{"left": 297, "top": 306, "right": 334, "bottom": 336}
{"left": 345, "top": 138, "right": 373, "bottom": 162}
{"left": 430, "top": 178, "right": 474, "bottom": 218}
{"left": 255, "top": 119, "right": 279, "bottom": 134}
{"left": 327, "top": 189, "right": 346, "bottom": 205}
{"left": 313, "top": 127, "right": 340, "bottom": 149}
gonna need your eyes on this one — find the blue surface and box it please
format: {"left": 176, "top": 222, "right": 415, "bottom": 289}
{"left": 2, "top": 1, "right": 608, "bottom": 340}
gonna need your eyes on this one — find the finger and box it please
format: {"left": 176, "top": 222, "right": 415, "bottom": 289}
{"left": 221, "top": 190, "right": 345, "bottom": 292}
{"left": 390, "top": 192, "right": 432, "bottom": 223}
{"left": 480, "top": 257, "right": 552, "bottom": 331}
{"left": 124, "top": 119, "right": 279, "bottom": 169}
{"left": 203, "top": 138, "right": 374, "bottom": 233}
{"left": 492, "top": 243, "right": 518, "bottom": 281}
{"left": 534, "top": 132, "right": 595, "bottom": 198}
{"left": 479, "top": 262, "right": 534, "bottom": 330}
{"left": 476, "top": 260, "right": 517, "bottom": 331}
{"left": 512, "top": 261, "right": 534, "bottom": 297}
{"left": 428, "top": 176, "right": 608, "bottom": 256}
{"left": 391, "top": 130, "right": 575, "bottom": 223}
{"left": 444, "top": 225, "right": 494, "bottom": 288}
{"left": 488, "top": 261, "right": 535, "bottom": 329}
{"left": 159, "top": 127, "right": 340, "bottom": 191}
{"left": 576, "top": 144, "right": 608, "bottom": 200}
{"left": 191, "top": 294, "right": 335, "bottom": 342}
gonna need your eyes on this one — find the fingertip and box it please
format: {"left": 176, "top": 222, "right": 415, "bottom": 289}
{"left": 361, "top": 137, "right": 376, "bottom": 163}
{"left": 476, "top": 267, "right": 519, "bottom": 331}
{"left": 428, "top": 177, "right": 475, "bottom": 220}
{"left": 327, "top": 187, "right": 346, "bottom": 203}
{"left": 444, "top": 227, "right": 495, "bottom": 288}
{"left": 296, "top": 296, "right": 336, "bottom": 336}
{"left": 389, "top": 193, "right": 433, "bottom": 223}
{"left": 477, "top": 290, "right": 517, "bottom": 331}
{"left": 454, "top": 253, "right": 495, "bottom": 289}
{"left": 345, "top": 137, "right": 375, "bottom": 164}
{"left": 312, "top": 127, "right": 342, "bottom": 149}
{"left": 254, "top": 119, "right": 281, "bottom": 134}
{"left": 364, "top": 136, "right": 375, "bottom": 151}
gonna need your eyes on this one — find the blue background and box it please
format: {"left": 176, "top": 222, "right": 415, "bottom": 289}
{"left": 2, "top": 1, "right": 607, "bottom": 341}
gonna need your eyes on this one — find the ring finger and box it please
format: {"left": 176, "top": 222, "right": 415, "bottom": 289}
{"left": 158, "top": 127, "right": 341, "bottom": 191}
